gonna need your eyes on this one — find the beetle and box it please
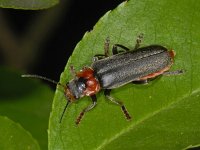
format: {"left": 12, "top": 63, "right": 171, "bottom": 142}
{"left": 22, "top": 34, "right": 183, "bottom": 125}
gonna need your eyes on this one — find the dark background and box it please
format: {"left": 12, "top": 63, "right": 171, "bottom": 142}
{"left": 0, "top": 0, "right": 124, "bottom": 84}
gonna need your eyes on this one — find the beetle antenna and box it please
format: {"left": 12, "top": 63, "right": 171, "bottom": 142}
{"left": 21, "top": 74, "right": 65, "bottom": 88}
{"left": 22, "top": 74, "right": 70, "bottom": 123}
{"left": 59, "top": 100, "right": 70, "bottom": 123}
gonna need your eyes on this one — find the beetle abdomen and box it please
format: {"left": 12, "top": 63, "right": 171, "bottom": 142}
{"left": 92, "top": 45, "right": 173, "bottom": 89}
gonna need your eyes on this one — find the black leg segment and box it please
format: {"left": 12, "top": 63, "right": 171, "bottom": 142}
{"left": 93, "top": 54, "right": 106, "bottom": 62}
{"left": 132, "top": 79, "right": 148, "bottom": 85}
{"left": 112, "top": 44, "right": 130, "bottom": 55}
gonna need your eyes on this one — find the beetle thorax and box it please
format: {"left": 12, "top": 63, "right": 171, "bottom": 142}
{"left": 76, "top": 67, "right": 100, "bottom": 96}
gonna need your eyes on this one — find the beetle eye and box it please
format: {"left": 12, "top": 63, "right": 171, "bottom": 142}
{"left": 77, "top": 77, "right": 87, "bottom": 93}
{"left": 77, "top": 82, "right": 86, "bottom": 91}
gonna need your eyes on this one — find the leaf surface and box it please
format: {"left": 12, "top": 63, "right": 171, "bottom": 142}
{"left": 49, "top": 0, "right": 200, "bottom": 149}
{"left": 0, "top": 67, "right": 54, "bottom": 150}
{"left": 0, "top": 0, "right": 58, "bottom": 9}
{"left": 0, "top": 116, "right": 40, "bottom": 150}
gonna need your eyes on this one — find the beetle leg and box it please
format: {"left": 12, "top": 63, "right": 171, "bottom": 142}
{"left": 70, "top": 65, "right": 76, "bottom": 78}
{"left": 112, "top": 44, "right": 130, "bottom": 55}
{"left": 133, "top": 75, "right": 162, "bottom": 84}
{"left": 93, "top": 37, "right": 110, "bottom": 61}
{"left": 134, "top": 33, "right": 144, "bottom": 50}
{"left": 104, "top": 89, "right": 131, "bottom": 120}
{"left": 132, "top": 79, "right": 148, "bottom": 84}
{"left": 76, "top": 95, "right": 97, "bottom": 125}
{"left": 132, "top": 70, "right": 184, "bottom": 85}
{"left": 162, "top": 70, "right": 184, "bottom": 76}
{"left": 93, "top": 54, "right": 107, "bottom": 62}
{"left": 104, "top": 37, "right": 110, "bottom": 57}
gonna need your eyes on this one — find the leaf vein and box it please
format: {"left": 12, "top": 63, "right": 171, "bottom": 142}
{"left": 95, "top": 88, "right": 200, "bottom": 150}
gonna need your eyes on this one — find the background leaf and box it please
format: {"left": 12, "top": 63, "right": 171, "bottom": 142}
{"left": 0, "top": 116, "right": 40, "bottom": 150}
{"left": 0, "top": 67, "right": 54, "bottom": 150}
{"left": 49, "top": 0, "right": 200, "bottom": 149}
{"left": 0, "top": 0, "right": 58, "bottom": 9}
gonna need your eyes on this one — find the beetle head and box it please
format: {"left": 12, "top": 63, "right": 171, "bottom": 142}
{"left": 64, "top": 77, "right": 87, "bottom": 102}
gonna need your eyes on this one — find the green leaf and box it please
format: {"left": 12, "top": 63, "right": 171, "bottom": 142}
{"left": 0, "top": 0, "right": 58, "bottom": 9}
{"left": 0, "top": 67, "right": 54, "bottom": 150}
{"left": 0, "top": 116, "right": 40, "bottom": 150}
{"left": 49, "top": 0, "right": 200, "bottom": 149}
